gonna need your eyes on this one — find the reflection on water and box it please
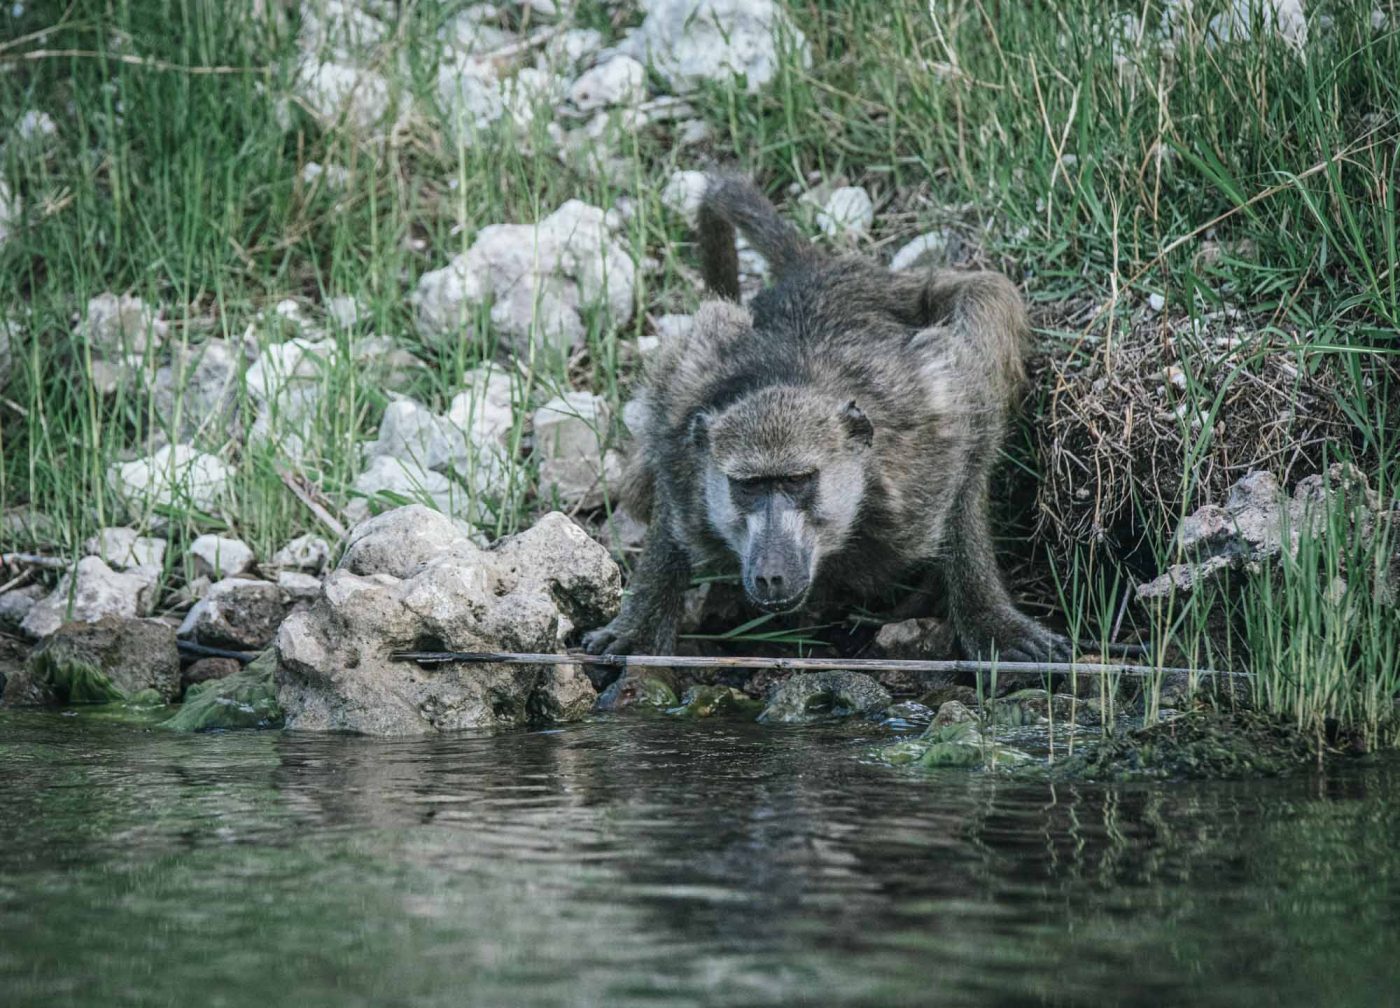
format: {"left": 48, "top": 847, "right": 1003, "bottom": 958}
{"left": 2, "top": 711, "right": 1398, "bottom": 1007}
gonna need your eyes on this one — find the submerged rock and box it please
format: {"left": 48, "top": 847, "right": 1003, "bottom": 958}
{"left": 275, "top": 508, "right": 620, "bottom": 735}
{"left": 757, "top": 671, "right": 892, "bottom": 724}
{"left": 163, "top": 650, "right": 282, "bottom": 731}
{"left": 19, "top": 557, "right": 158, "bottom": 639}
{"left": 595, "top": 670, "right": 682, "bottom": 711}
{"left": 4, "top": 616, "right": 180, "bottom": 705}
{"left": 667, "top": 684, "right": 762, "bottom": 719}
{"left": 877, "top": 715, "right": 1034, "bottom": 771}
{"left": 182, "top": 656, "right": 241, "bottom": 692}
{"left": 1053, "top": 709, "right": 1318, "bottom": 781}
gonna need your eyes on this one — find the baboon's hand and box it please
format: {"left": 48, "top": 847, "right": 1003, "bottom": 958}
{"left": 582, "top": 619, "right": 636, "bottom": 657}
{"left": 957, "top": 610, "right": 1074, "bottom": 665}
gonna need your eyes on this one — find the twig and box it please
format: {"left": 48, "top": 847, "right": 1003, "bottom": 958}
{"left": 177, "top": 640, "right": 260, "bottom": 663}
{"left": 2, "top": 49, "right": 270, "bottom": 75}
{"left": 0, "top": 568, "right": 36, "bottom": 595}
{"left": 277, "top": 467, "right": 348, "bottom": 538}
{"left": 1, "top": 552, "right": 69, "bottom": 570}
{"left": 391, "top": 650, "right": 1246, "bottom": 679}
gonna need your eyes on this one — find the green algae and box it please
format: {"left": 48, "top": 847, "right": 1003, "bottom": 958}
{"left": 666, "top": 685, "right": 763, "bottom": 719}
{"left": 161, "top": 650, "right": 283, "bottom": 731}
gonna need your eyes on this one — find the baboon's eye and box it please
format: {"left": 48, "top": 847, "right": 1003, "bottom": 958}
{"left": 778, "top": 472, "right": 816, "bottom": 496}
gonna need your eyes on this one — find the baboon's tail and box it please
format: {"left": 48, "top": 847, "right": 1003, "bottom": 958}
{"left": 698, "top": 175, "right": 818, "bottom": 300}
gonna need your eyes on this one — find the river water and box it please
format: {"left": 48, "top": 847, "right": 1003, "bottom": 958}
{"left": 2, "top": 709, "right": 1398, "bottom": 1007}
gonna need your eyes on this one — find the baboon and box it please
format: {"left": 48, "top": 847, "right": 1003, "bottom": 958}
{"left": 583, "top": 175, "right": 1071, "bottom": 664}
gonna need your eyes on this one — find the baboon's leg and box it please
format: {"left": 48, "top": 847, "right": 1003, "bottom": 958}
{"left": 583, "top": 511, "right": 690, "bottom": 658}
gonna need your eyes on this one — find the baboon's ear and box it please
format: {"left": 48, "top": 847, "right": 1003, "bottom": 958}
{"left": 689, "top": 411, "right": 712, "bottom": 450}
{"left": 840, "top": 401, "right": 874, "bottom": 447}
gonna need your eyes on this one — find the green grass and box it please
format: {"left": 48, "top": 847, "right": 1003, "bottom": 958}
{"left": 1, "top": 1, "right": 1396, "bottom": 737}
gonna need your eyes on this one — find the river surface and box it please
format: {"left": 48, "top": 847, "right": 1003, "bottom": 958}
{"left": 2, "top": 709, "right": 1398, "bottom": 1007}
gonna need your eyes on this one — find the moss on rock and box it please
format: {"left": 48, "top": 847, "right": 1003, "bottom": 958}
{"left": 161, "top": 650, "right": 282, "bottom": 731}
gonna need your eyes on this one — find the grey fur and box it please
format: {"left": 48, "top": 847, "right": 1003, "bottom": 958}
{"left": 584, "top": 175, "right": 1070, "bottom": 665}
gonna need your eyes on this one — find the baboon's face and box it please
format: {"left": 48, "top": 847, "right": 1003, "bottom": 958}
{"left": 696, "top": 388, "right": 873, "bottom": 612}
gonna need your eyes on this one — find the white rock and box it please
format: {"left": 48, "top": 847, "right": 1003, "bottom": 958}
{"left": 78, "top": 292, "right": 167, "bottom": 353}
{"left": 1148, "top": 292, "right": 1166, "bottom": 313}
{"left": 368, "top": 399, "right": 465, "bottom": 472}
{"left": 277, "top": 570, "right": 323, "bottom": 601}
{"left": 352, "top": 455, "right": 458, "bottom": 515}
{"left": 446, "top": 364, "right": 518, "bottom": 450}
{"left": 270, "top": 534, "right": 332, "bottom": 573}
{"left": 675, "top": 118, "right": 712, "bottom": 146}
{"left": 661, "top": 170, "right": 708, "bottom": 225}
{"left": 437, "top": 5, "right": 514, "bottom": 56}
{"left": 568, "top": 55, "right": 646, "bottom": 111}
{"left": 325, "top": 295, "right": 364, "bottom": 328}
{"left": 297, "top": 59, "right": 393, "bottom": 133}
{"left": 84, "top": 528, "right": 167, "bottom": 570}
{"left": 1210, "top": 0, "right": 1308, "bottom": 49}
{"left": 534, "top": 393, "right": 619, "bottom": 509}
{"left": 890, "top": 231, "right": 951, "bottom": 272}
{"left": 0, "top": 174, "right": 17, "bottom": 246}
{"left": 299, "top": 0, "right": 388, "bottom": 61}
{"left": 0, "top": 316, "right": 18, "bottom": 389}
{"left": 541, "top": 28, "right": 606, "bottom": 70}
{"left": 436, "top": 59, "right": 554, "bottom": 138}
{"left": 620, "top": 0, "right": 810, "bottom": 93}
{"left": 111, "top": 445, "right": 232, "bottom": 515}
{"left": 151, "top": 338, "right": 239, "bottom": 445}
{"left": 246, "top": 336, "right": 330, "bottom": 400}
{"left": 301, "top": 161, "right": 352, "bottom": 188}
{"left": 535, "top": 392, "right": 609, "bottom": 459}
{"left": 16, "top": 110, "right": 56, "bottom": 141}
{"left": 412, "top": 200, "right": 636, "bottom": 355}
{"left": 817, "top": 186, "right": 873, "bottom": 238}
{"left": 20, "top": 556, "right": 158, "bottom": 639}
{"left": 189, "top": 534, "right": 256, "bottom": 579}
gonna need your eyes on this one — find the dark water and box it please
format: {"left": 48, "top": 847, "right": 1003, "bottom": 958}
{"left": 2, "top": 711, "right": 1399, "bottom": 1008}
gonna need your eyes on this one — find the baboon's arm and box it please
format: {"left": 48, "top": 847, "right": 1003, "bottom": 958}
{"left": 582, "top": 511, "right": 690, "bottom": 658}
{"left": 944, "top": 469, "right": 1072, "bottom": 664}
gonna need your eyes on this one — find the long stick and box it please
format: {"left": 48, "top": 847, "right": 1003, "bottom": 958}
{"left": 390, "top": 650, "right": 1245, "bottom": 679}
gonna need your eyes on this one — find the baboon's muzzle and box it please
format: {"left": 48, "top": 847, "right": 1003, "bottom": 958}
{"left": 742, "top": 531, "right": 812, "bottom": 613}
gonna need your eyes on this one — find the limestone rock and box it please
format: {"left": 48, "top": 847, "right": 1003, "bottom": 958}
{"left": 180, "top": 578, "right": 289, "bottom": 651}
{"left": 189, "top": 534, "right": 256, "bottom": 579}
{"left": 0, "top": 584, "right": 44, "bottom": 631}
{"left": 84, "top": 527, "right": 167, "bottom": 570}
{"left": 533, "top": 392, "right": 620, "bottom": 509}
{"left": 182, "top": 656, "right": 242, "bottom": 692}
{"left": 757, "top": 671, "right": 892, "bottom": 724}
{"left": 6, "top": 616, "right": 179, "bottom": 705}
{"left": 269, "top": 534, "right": 332, "bottom": 573}
{"left": 78, "top": 292, "right": 167, "bottom": 353}
{"left": 871, "top": 616, "right": 957, "bottom": 693}
{"left": 1137, "top": 465, "right": 1385, "bottom": 599}
{"left": 816, "top": 186, "right": 873, "bottom": 239}
{"left": 413, "top": 200, "right": 636, "bottom": 355}
{"left": 110, "top": 445, "right": 232, "bottom": 516}
{"left": 20, "top": 557, "right": 158, "bottom": 639}
{"left": 275, "top": 508, "right": 620, "bottom": 735}
{"left": 568, "top": 55, "right": 646, "bottom": 111}
{"left": 339, "top": 504, "right": 478, "bottom": 579}
{"left": 620, "top": 0, "right": 810, "bottom": 94}
{"left": 150, "top": 338, "right": 238, "bottom": 446}
{"left": 277, "top": 570, "right": 323, "bottom": 601}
